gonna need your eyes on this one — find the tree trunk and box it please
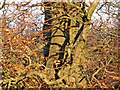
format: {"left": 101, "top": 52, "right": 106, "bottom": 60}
{"left": 43, "top": 1, "right": 100, "bottom": 86}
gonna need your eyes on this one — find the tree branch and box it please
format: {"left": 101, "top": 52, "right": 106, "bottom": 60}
{"left": 88, "top": 0, "right": 100, "bottom": 20}
{"left": 0, "top": 0, "right": 6, "bottom": 10}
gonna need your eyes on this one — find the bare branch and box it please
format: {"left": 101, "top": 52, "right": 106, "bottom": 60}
{"left": 0, "top": 0, "right": 6, "bottom": 10}
{"left": 88, "top": 0, "right": 100, "bottom": 20}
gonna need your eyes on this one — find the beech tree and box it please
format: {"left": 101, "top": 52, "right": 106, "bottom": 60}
{"left": 43, "top": 0, "right": 100, "bottom": 86}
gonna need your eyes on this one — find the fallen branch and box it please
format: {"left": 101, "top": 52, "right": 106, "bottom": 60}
{"left": 26, "top": 71, "right": 69, "bottom": 85}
